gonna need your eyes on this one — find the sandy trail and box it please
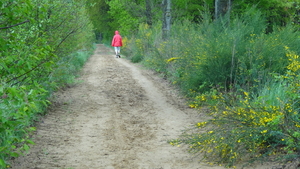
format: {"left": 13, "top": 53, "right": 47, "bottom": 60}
{"left": 11, "top": 44, "right": 271, "bottom": 169}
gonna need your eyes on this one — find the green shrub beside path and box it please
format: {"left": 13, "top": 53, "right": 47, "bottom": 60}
{"left": 123, "top": 9, "right": 300, "bottom": 167}
{"left": 0, "top": 0, "right": 95, "bottom": 167}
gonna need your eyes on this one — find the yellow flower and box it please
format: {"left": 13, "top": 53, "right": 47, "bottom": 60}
{"left": 261, "top": 130, "right": 268, "bottom": 134}
{"left": 197, "top": 122, "right": 207, "bottom": 127}
{"left": 166, "top": 57, "right": 180, "bottom": 63}
{"left": 189, "top": 104, "right": 196, "bottom": 108}
{"left": 212, "top": 95, "right": 218, "bottom": 99}
{"left": 146, "top": 32, "right": 151, "bottom": 38}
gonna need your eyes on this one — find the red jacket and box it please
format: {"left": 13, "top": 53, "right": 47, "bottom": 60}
{"left": 111, "top": 31, "right": 123, "bottom": 47}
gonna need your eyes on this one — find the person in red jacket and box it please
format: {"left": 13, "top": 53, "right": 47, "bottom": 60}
{"left": 111, "top": 30, "right": 123, "bottom": 58}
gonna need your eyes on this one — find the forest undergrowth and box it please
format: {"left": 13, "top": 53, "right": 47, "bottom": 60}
{"left": 122, "top": 8, "right": 300, "bottom": 168}
{"left": 0, "top": 0, "right": 95, "bottom": 168}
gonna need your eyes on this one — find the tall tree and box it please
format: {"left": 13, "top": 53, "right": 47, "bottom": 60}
{"left": 145, "top": 0, "right": 152, "bottom": 26}
{"left": 162, "top": 0, "right": 171, "bottom": 40}
{"left": 214, "top": 0, "right": 231, "bottom": 19}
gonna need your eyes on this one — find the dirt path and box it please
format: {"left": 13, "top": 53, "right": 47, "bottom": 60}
{"left": 11, "top": 45, "right": 271, "bottom": 169}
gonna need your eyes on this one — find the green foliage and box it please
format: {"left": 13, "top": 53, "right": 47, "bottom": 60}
{"left": 91, "top": 0, "right": 299, "bottom": 40}
{"left": 123, "top": 6, "right": 300, "bottom": 167}
{"left": 107, "top": 0, "right": 143, "bottom": 35}
{"left": 86, "top": 0, "right": 111, "bottom": 42}
{"left": 123, "top": 23, "right": 160, "bottom": 64}
{"left": 172, "top": 0, "right": 213, "bottom": 22}
{"left": 0, "top": 85, "right": 44, "bottom": 167}
{"left": 106, "top": 0, "right": 165, "bottom": 37}
{"left": 0, "top": 0, "right": 95, "bottom": 167}
{"left": 86, "top": 0, "right": 300, "bottom": 46}
{"left": 232, "top": 0, "right": 299, "bottom": 32}
{"left": 49, "top": 49, "right": 95, "bottom": 88}
{"left": 171, "top": 48, "right": 300, "bottom": 167}
{"left": 168, "top": 14, "right": 300, "bottom": 168}
{"left": 131, "top": 53, "right": 144, "bottom": 63}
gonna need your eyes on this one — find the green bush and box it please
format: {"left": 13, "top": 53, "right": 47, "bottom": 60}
{"left": 124, "top": 7, "right": 300, "bottom": 167}
{"left": 170, "top": 47, "right": 300, "bottom": 167}
{"left": 0, "top": 0, "right": 95, "bottom": 167}
{"left": 131, "top": 53, "right": 144, "bottom": 63}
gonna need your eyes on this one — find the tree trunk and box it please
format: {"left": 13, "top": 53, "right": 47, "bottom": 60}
{"left": 162, "top": 0, "right": 171, "bottom": 40}
{"left": 215, "top": 0, "right": 231, "bottom": 19}
{"left": 145, "top": 0, "right": 152, "bottom": 26}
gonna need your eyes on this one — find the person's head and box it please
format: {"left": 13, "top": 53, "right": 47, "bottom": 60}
{"left": 115, "top": 31, "right": 119, "bottom": 35}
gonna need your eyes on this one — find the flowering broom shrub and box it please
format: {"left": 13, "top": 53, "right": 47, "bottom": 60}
{"left": 123, "top": 8, "right": 300, "bottom": 167}
{"left": 169, "top": 47, "right": 300, "bottom": 167}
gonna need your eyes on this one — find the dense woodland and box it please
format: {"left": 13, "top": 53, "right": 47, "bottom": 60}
{"left": 87, "top": 0, "right": 299, "bottom": 39}
{"left": 1, "top": 0, "right": 300, "bottom": 168}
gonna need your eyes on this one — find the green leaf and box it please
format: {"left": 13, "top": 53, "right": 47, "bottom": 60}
{"left": 0, "top": 146, "right": 7, "bottom": 152}
{"left": 26, "top": 139, "right": 35, "bottom": 145}
{"left": 28, "top": 127, "right": 36, "bottom": 132}
{"left": 0, "top": 159, "right": 6, "bottom": 167}
{"left": 10, "top": 152, "right": 20, "bottom": 157}
{"left": 23, "top": 144, "right": 30, "bottom": 151}
{"left": 292, "top": 132, "right": 300, "bottom": 138}
{"left": 23, "top": 106, "right": 29, "bottom": 112}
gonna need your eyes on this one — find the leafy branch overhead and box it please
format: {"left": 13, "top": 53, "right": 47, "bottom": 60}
{"left": 0, "top": 0, "right": 94, "bottom": 167}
